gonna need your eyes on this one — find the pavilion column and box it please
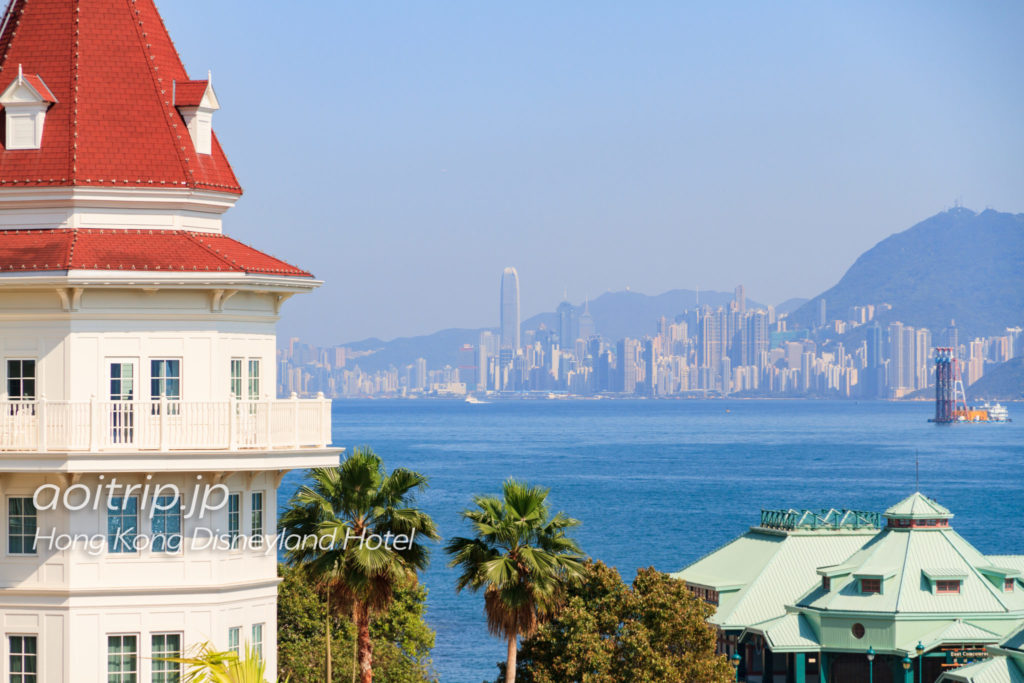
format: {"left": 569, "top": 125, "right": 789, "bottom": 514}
{"left": 819, "top": 652, "right": 828, "bottom": 683}
{"left": 794, "top": 653, "right": 806, "bottom": 683}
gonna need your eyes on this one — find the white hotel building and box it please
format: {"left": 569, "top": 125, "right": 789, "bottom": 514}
{"left": 0, "top": 0, "right": 339, "bottom": 680}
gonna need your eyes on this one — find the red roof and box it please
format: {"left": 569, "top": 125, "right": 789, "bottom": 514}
{"left": 0, "top": 0, "right": 241, "bottom": 194}
{"left": 5, "top": 73, "right": 57, "bottom": 102}
{"left": 0, "top": 229, "right": 311, "bottom": 277}
{"left": 174, "top": 80, "right": 210, "bottom": 108}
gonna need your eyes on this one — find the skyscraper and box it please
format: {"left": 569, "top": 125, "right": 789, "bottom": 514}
{"left": 865, "top": 322, "right": 886, "bottom": 398}
{"left": 556, "top": 300, "right": 578, "bottom": 349}
{"left": 578, "top": 298, "right": 597, "bottom": 341}
{"left": 744, "top": 311, "right": 769, "bottom": 368}
{"left": 500, "top": 267, "right": 521, "bottom": 351}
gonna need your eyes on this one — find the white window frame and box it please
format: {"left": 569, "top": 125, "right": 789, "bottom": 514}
{"left": 227, "top": 627, "right": 240, "bottom": 656}
{"left": 246, "top": 359, "right": 261, "bottom": 400}
{"left": 6, "top": 496, "right": 37, "bottom": 557}
{"left": 150, "top": 494, "right": 183, "bottom": 555}
{"left": 106, "top": 633, "right": 139, "bottom": 683}
{"left": 252, "top": 623, "right": 264, "bottom": 662}
{"left": 107, "top": 496, "right": 140, "bottom": 555}
{"left": 150, "top": 631, "right": 182, "bottom": 683}
{"left": 148, "top": 358, "right": 182, "bottom": 401}
{"left": 227, "top": 492, "right": 241, "bottom": 551}
{"left": 230, "top": 358, "right": 262, "bottom": 401}
{"left": 7, "top": 633, "right": 38, "bottom": 683}
{"left": 4, "top": 359, "right": 36, "bottom": 401}
{"left": 250, "top": 491, "right": 264, "bottom": 548}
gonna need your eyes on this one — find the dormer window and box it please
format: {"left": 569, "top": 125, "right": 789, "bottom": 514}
{"left": 822, "top": 576, "right": 831, "bottom": 592}
{"left": 1006, "top": 579, "right": 1015, "bottom": 592}
{"left": 860, "top": 578, "right": 881, "bottom": 594}
{"left": 174, "top": 75, "right": 220, "bottom": 155}
{"left": 0, "top": 65, "right": 56, "bottom": 150}
{"left": 936, "top": 580, "right": 961, "bottom": 594}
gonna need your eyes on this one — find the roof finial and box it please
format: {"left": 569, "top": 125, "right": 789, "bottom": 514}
{"left": 915, "top": 450, "right": 919, "bottom": 492}
{"left": 17, "top": 63, "right": 22, "bottom": 82}
{"left": 207, "top": 69, "right": 212, "bottom": 85}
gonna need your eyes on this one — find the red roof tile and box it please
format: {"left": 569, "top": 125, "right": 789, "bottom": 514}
{"left": 0, "top": 229, "right": 311, "bottom": 277}
{"left": 12, "top": 73, "right": 56, "bottom": 102}
{"left": 173, "top": 80, "right": 209, "bottom": 108}
{"left": 0, "top": 0, "right": 241, "bottom": 194}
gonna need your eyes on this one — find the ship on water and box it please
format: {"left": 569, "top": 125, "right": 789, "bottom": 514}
{"left": 930, "top": 347, "right": 1012, "bottom": 423}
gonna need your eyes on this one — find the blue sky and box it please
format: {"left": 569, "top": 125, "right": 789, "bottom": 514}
{"left": 160, "top": 1, "right": 1024, "bottom": 343}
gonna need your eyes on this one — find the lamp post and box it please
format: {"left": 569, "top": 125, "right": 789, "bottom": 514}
{"left": 916, "top": 641, "right": 925, "bottom": 682}
{"left": 867, "top": 646, "right": 876, "bottom": 683}
{"left": 731, "top": 652, "right": 742, "bottom": 682}
{"left": 903, "top": 655, "right": 912, "bottom": 682}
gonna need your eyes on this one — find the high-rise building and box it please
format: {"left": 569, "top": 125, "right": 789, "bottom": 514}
{"left": 865, "top": 322, "right": 886, "bottom": 398}
{"left": 556, "top": 300, "right": 578, "bottom": 350}
{"left": 616, "top": 338, "right": 640, "bottom": 394}
{"left": 0, "top": 1, "right": 339, "bottom": 676}
{"left": 734, "top": 285, "right": 746, "bottom": 313}
{"left": 818, "top": 299, "right": 827, "bottom": 328}
{"left": 642, "top": 339, "right": 656, "bottom": 396}
{"left": 915, "top": 328, "right": 932, "bottom": 390}
{"left": 900, "top": 325, "right": 916, "bottom": 391}
{"left": 415, "top": 357, "right": 428, "bottom": 391}
{"left": 457, "top": 344, "right": 478, "bottom": 389}
{"left": 500, "top": 267, "right": 521, "bottom": 351}
{"left": 578, "top": 298, "right": 596, "bottom": 341}
{"left": 887, "top": 322, "right": 905, "bottom": 392}
{"left": 968, "top": 339, "right": 985, "bottom": 385}
{"left": 744, "top": 311, "right": 769, "bottom": 369}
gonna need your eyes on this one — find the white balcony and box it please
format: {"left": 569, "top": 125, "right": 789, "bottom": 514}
{"left": 0, "top": 395, "right": 332, "bottom": 453}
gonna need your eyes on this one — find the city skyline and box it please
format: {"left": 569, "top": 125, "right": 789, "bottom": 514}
{"left": 278, "top": 265, "right": 1023, "bottom": 400}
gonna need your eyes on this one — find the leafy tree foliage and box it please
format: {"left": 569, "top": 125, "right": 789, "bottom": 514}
{"left": 494, "top": 561, "right": 733, "bottom": 683}
{"left": 279, "top": 449, "right": 440, "bottom": 682}
{"left": 447, "top": 480, "right": 585, "bottom": 683}
{"left": 277, "top": 564, "right": 437, "bottom": 683}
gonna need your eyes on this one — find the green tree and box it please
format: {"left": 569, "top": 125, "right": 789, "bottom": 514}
{"left": 446, "top": 480, "right": 585, "bottom": 683}
{"left": 279, "top": 448, "right": 440, "bottom": 683}
{"left": 277, "top": 565, "right": 436, "bottom": 683}
{"left": 496, "top": 561, "right": 734, "bottom": 683}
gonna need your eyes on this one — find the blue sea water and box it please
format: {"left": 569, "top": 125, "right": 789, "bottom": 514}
{"left": 279, "top": 399, "right": 1024, "bottom": 683}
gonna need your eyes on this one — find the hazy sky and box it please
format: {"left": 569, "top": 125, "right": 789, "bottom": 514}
{"left": 160, "top": 1, "right": 1024, "bottom": 344}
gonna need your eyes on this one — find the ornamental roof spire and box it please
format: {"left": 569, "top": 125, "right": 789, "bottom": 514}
{"left": 0, "top": 0, "right": 240, "bottom": 193}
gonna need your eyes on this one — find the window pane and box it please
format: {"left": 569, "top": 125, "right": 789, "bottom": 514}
{"left": 8, "top": 497, "right": 38, "bottom": 555}
{"left": 251, "top": 492, "right": 264, "bottom": 547}
{"left": 152, "top": 495, "right": 182, "bottom": 553}
{"left": 107, "top": 497, "right": 139, "bottom": 553}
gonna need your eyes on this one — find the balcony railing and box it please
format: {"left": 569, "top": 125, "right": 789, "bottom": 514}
{"left": 0, "top": 395, "right": 332, "bottom": 452}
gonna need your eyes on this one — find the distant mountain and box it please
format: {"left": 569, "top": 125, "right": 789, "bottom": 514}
{"left": 775, "top": 297, "right": 809, "bottom": 316}
{"left": 524, "top": 288, "right": 765, "bottom": 343}
{"left": 790, "top": 208, "right": 1024, "bottom": 340}
{"left": 968, "top": 357, "right": 1024, "bottom": 401}
{"left": 338, "top": 329, "right": 482, "bottom": 375}
{"left": 337, "top": 288, "right": 763, "bottom": 373}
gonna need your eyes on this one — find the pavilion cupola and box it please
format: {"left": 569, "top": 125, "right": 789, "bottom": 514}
{"left": 174, "top": 74, "right": 220, "bottom": 155}
{"left": 0, "top": 64, "right": 55, "bottom": 150}
{"left": 883, "top": 492, "right": 954, "bottom": 529}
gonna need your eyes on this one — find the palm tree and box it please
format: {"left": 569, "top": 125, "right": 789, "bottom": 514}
{"left": 279, "top": 447, "right": 439, "bottom": 683}
{"left": 446, "top": 479, "right": 584, "bottom": 683}
{"left": 166, "top": 643, "right": 281, "bottom": 683}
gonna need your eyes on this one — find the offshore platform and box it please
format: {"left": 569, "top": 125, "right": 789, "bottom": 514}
{"left": 930, "top": 347, "right": 1011, "bottom": 422}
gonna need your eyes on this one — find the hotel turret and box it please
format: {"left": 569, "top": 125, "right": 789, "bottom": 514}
{"left": 0, "top": 0, "right": 339, "bottom": 680}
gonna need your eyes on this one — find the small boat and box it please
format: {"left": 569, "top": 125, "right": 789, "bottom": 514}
{"left": 983, "top": 402, "right": 1011, "bottom": 422}
{"left": 465, "top": 395, "right": 489, "bottom": 405}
